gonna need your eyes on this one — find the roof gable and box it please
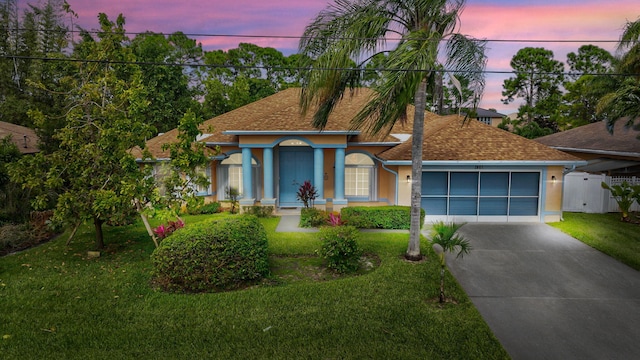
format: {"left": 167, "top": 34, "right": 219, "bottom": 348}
{"left": 377, "top": 115, "right": 581, "bottom": 162}
{"left": 535, "top": 121, "right": 640, "bottom": 157}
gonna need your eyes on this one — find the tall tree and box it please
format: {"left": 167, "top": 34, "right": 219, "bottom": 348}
{"left": 597, "top": 17, "right": 640, "bottom": 133}
{"left": 130, "top": 31, "right": 202, "bottom": 133}
{"left": 0, "top": 136, "right": 30, "bottom": 223}
{"left": 201, "top": 43, "right": 300, "bottom": 118}
{"left": 566, "top": 44, "right": 614, "bottom": 80}
{"left": 501, "top": 47, "right": 564, "bottom": 135}
{"left": 0, "top": 0, "right": 71, "bottom": 151}
{"left": 298, "top": 0, "right": 487, "bottom": 260}
{"left": 559, "top": 45, "right": 614, "bottom": 129}
{"left": 10, "top": 13, "right": 153, "bottom": 249}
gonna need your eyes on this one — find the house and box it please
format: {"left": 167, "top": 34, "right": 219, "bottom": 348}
{"left": 134, "top": 88, "right": 584, "bottom": 223}
{"left": 0, "top": 121, "right": 39, "bottom": 154}
{"left": 535, "top": 120, "right": 640, "bottom": 176}
{"left": 470, "top": 108, "right": 507, "bottom": 127}
{"left": 535, "top": 121, "right": 640, "bottom": 213}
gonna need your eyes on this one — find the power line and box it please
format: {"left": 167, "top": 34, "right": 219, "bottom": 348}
{"left": 1, "top": 54, "right": 636, "bottom": 77}
{"left": 0, "top": 27, "right": 624, "bottom": 44}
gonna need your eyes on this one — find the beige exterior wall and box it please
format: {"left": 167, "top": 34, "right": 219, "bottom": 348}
{"left": 397, "top": 166, "right": 413, "bottom": 206}
{"left": 490, "top": 117, "right": 504, "bottom": 127}
{"left": 323, "top": 148, "right": 336, "bottom": 200}
{"left": 543, "top": 165, "right": 565, "bottom": 222}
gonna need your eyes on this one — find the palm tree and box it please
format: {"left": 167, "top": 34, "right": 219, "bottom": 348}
{"left": 298, "top": 0, "right": 487, "bottom": 260}
{"left": 601, "top": 181, "right": 639, "bottom": 222}
{"left": 430, "top": 221, "right": 471, "bottom": 303}
{"left": 597, "top": 17, "right": 640, "bottom": 132}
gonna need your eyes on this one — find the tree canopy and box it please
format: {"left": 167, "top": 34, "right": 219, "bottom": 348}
{"left": 597, "top": 17, "right": 640, "bottom": 134}
{"left": 10, "top": 13, "right": 154, "bottom": 249}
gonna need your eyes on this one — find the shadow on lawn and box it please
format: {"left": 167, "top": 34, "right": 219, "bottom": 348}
{"left": 268, "top": 253, "right": 381, "bottom": 284}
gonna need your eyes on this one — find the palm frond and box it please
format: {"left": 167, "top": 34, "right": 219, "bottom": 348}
{"left": 618, "top": 17, "right": 640, "bottom": 53}
{"left": 298, "top": 0, "right": 393, "bottom": 128}
{"left": 351, "top": 29, "right": 439, "bottom": 135}
{"left": 430, "top": 221, "right": 471, "bottom": 258}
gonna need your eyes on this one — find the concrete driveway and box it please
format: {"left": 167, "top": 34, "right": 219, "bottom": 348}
{"left": 446, "top": 223, "right": 640, "bottom": 360}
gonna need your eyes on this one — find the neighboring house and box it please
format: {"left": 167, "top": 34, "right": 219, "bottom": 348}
{"left": 470, "top": 108, "right": 507, "bottom": 127}
{"left": 535, "top": 121, "right": 640, "bottom": 213}
{"left": 0, "top": 121, "right": 39, "bottom": 155}
{"left": 134, "top": 88, "right": 583, "bottom": 223}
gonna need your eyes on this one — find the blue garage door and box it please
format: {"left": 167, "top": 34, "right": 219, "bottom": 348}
{"left": 421, "top": 171, "right": 540, "bottom": 217}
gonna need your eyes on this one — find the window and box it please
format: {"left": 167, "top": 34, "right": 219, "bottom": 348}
{"left": 345, "top": 153, "right": 376, "bottom": 200}
{"left": 421, "top": 171, "right": 540, "bottom": 217}
{"left": 217, "top": 153, "right": 260, "bottom": 200}
{"left": 151, "top": 162, "right": 171, "bottom": 196}
{"left": 151, "top": 162, "right": 212, "bottom": 196}
{"left": 190, "top": 166, "right": 212, "bottom": 196}
{"left": 477, "top": 117, "right": 492, "bottom": 125}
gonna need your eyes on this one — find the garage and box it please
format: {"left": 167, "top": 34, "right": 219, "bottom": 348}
{"left": 421, "top": 171, "right": 541, "bottom": 222}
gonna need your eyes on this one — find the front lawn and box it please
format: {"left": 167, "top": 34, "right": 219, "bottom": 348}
{"left": 0, "top": 214, "right": 507, "bottom": 359}
{"left": 550, "top": 212, "right": 640, "bottom": 271}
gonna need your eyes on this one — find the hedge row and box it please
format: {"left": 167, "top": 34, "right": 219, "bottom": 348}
{"left": 341, "top": 206, "right": 424, "bottom": 229}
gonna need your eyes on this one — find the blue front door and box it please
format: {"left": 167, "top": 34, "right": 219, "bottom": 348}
{"left": 279, "top": 147, "right": 314, "bottom": 207}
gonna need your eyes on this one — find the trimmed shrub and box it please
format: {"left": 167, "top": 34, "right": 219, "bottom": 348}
{"left": 189, "top": 201, "right": 222, "bottom": 215}
{"left": 299, "top": 207, "right": 328, "bottom": 228}
{"left": 151, "top": 215, "right": 269, "bottom": 293}
{"left": 242, "top": 205, "right": 274, "bottom": 218}
{"left": 341, "top": 206, "right": 425, "bottom": 229}
{"left": 0, "top": 223, "right": 33, "bottom": 254}
{"left": 317, "top": 225, "right": 362, "bottom": 274}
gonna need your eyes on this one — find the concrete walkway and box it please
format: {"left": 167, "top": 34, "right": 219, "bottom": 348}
{"left": 275, "top": 215, "right": 318, "bottom": 233}
{"left": 447, "top": 223, "right": 640, "bottom": 360}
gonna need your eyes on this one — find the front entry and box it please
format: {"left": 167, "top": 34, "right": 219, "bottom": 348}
{"left": 279, "top": 146, "right": 314, "bottom": 207}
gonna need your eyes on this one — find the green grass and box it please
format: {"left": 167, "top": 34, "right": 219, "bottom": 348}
{"left": 0, "top": 214, "right": 508, "bottom": 359}
{"left": 550, "top": 212, "right": 640, "bottom": 271}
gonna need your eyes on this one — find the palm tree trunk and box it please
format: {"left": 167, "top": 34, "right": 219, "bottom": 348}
{"left": 440, "top": 265, "right": 445, "bottom": 303}
{"left": 406, "top": 78, "right": 428, "bottom": 261}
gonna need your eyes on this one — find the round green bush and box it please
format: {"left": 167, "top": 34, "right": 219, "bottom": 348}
{"left": 151, "top": 215, "right": 269, "bottom": 293}
{"left": 317, "top": 225, "right": 362, "bottom": 274}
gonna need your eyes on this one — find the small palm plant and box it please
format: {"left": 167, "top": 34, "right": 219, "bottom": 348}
{"left": 430, "top": 221, "right": 471, "bottom": 303}
{"left": 601, "top": 181, "right": 638, "bottom": 221}
{"left": 225, "top": 187, "right": 240, "bottom": 214}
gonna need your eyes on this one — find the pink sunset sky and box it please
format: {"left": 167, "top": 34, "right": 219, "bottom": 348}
{"left": 61, "top": 0, "right": 639, "bottom": 114}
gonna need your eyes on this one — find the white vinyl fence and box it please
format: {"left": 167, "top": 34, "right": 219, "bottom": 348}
{"left": 563, "top": 172, "right": 640, "bottom": 213}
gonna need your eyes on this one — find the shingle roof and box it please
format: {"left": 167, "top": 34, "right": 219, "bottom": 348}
{"left": 377, "top": 115, "right": 581, "bottom": 162}
{"left": 535, "top": 120, "right": 640, "bottom": 157}
{"left": 134, "top": 88, "right": 407, "bottom": 159}
{"left": 0, "top": 121, "right": 39, "bottom": 154}
{"left": 136, "top": 88, "right": 579, "bottom": 164}
{"left": 473, "top": 108, "right": 506, "bottom": 118}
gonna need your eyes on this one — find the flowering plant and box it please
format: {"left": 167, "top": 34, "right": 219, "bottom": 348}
{"left": 153, "top": 219, "right": 185, "bottom": 239}
{"left": 327, "top": 212, "right": 343, "bottom": 227}
{"left": 296, "top": 180, "right": 318, "bottom": 208}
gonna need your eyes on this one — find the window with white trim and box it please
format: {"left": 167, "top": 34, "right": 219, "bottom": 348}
{"left": 345, "top": 153, "right": 377, "bottom": 201}
{"left": 217, "top": 153, "right": 260, "bottom": 200}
